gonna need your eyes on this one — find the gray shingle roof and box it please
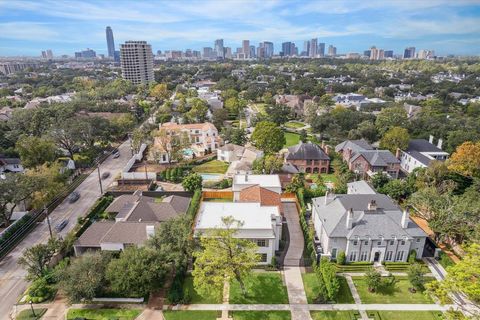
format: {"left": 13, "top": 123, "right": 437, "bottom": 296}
{"left": 125, "top": 195, "right": 190, "bottom": 222}
{"left": 286, "top": 142, "right": 330, "bottom": 160}
{"left": 75, "top": 221, "right": 115, "bottom": 247}
{"left": 335, "top": 139, "right": 373, "bottom": 153}
{"left": 351, "top": 150, "right": 400, "bottom": 166}
{"left": 101, "top": 222, "right": 159, "bottom": 244}
{"left": 407, "top": 139, "right": 444, "bottom": 153}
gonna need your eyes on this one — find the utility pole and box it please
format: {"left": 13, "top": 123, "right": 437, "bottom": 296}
{"left": 97, "top": 166, "right": 103, "bottom": 195}
{"left": 44, "top": 205, "right": 52, "bottom": 239}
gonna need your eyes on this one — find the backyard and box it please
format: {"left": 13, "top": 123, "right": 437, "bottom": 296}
{"left": 284, "top": 132, "right": 300, "bottom": 148}
{"left": 230, "top": 272, "right": 289, "bottom": 304}
{"left": 182, "top": 275, "right": 222, "bottom": 304}
{"left": 66, "top": 309, "right": 141, "bottom": 320}
{"left": 302, "top": 273, "right": 354, "bottom": 304}
{"left": 351, "top": 277, "right": 434, "bottom": 304}
{"left": 192, "top": 160, "right": 229, "bottom": 174}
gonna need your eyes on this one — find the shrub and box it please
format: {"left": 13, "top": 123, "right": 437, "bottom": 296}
{"left": 365, "top": 267, "right": 382, "bottom": 292}
{"left": 26, "top": 277, "right": 55, "bottom": 303}
{"left": 408, "top": 249, "right": 417, "bottom": 263}
{"left": 408, "top": 263, "right": 426, "bottom": 291}
{"left": 337, "top": 251, "right": 346, "bottom": 265}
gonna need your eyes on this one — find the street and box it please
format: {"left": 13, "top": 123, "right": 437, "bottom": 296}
{"left": 0, "top": 139, "right": 132, "bottom": 320}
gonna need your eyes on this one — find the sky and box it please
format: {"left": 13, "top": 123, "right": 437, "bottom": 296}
{"left": 0, "top": 0, "right": 480, "bottom": 57}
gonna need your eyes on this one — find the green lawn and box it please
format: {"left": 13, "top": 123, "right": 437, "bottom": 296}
{"left": 302, "top": 273, "right": 354, "bottom": 304}
{"left": 230, "top": 273, "right": 289, "bottom": 304}
{"left": 232, "top": 311, "right": 291, "bottom": 320}
{"left": 192, "top": 160, "right": 229, "bottom": 174}
{"left": 163, "top": 311, "right": 220, "bottom": 320}
{"left": 284, "top": 132, "right": 300, "bottom": 148}
{"left": 311, "top": 311, "right": 363, "bottom": 320}
{"left": 251, "top": 103, "right": 267, "bottom": 115}
{"left": 16, "top": 309, "right": 47, "bottom": 320}
{"left": 284, "top": 121, "right": 306, "bottom": 129}
{"left": 66, "top": 309, "right": 141, "bottom": 320}
{"left": 352, "top": 277, "right": 434, "bottom": 304}
{"left": 376, "top": 311, "right": 443, "bottom": 320}
{"left": 183, "top": 275, "right": 222, "bottom": 304}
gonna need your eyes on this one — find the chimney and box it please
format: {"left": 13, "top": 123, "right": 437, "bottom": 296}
{"left": 429, "top": 135, "right": 434, "bottom": 144}
{"left": 325, "top": 145, "right": 330, "bottom": 155}
{"left": 437, "top": 138, "right": 443, "bottom": 150}
{"left": 367, "top": 200, "right": 377, "bottom": 211}
{"left": 321, "top": 141, "right": 325, "bottom": 149}
{"left": 346, "top": 208, "right": 354, "bottom": 229}
{"left": 401, "top": 207, "right": 409, "bottom": 229}
{"left": 395, "top": 148, "right": 401, "bottom": 159}
{"left": 146, "top": 225, "right": 155, "bottom": 237}
{"left": 325, "top": 190, "right": 329, "bottom": 205}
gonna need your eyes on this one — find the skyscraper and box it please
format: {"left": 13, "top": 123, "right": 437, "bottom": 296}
{"left": 263, "top": 42, "right": 274, "bottom": 58}
{"left": 310, "top": 38, "right": 318, "bottom": 57}
{"left": 120, "top": 41, "right": 154, "bottom": 85}
{"left": 250, "top": 45, "right": 256, "bottom": 58}
{"left": 203, "top": 47, "right": 214, "bottom": 59}
{"left": 384, "top": 50, "right": 394, "bottom": 58}
{"left": 41, "top": 51, "right": 47, "bottom": 59}
{"left": 225, "top": 47, "right": 232, "bottom": 59}
{"left": 242, "top": 40, "right": 250, "bottom": 58}
{"left": 46, "top": 49, "right": 53, "bottom": 59}
{"left": 304, "top": 41, "right": 310, "bottom": 56}
{"left": 403, "top": 47, "right": 416, "bottom": 59}
{"left": 327, "top": 45, "right": 336, "bottom": 56}
{"left": 318, "top": 43, "right": 325, "bottom": 57}
{"left": 106, "top": 26, "right": 115, "bottom": 58}
{"left": 281, "top": 42, "right": 291, "bottom": 56}
{"left": 214, "top": 39, "right": 224, "bottom": 59}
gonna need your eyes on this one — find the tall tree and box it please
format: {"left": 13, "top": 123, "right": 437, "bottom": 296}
{"left": 193, "top": 216, "right": 259, "bottom": 296}
{"left": 251, "top": 121, "right": 286, "bottom": 154}
{"left": 182, "top": 173, "right": 203, "bottom": 192}
{"left": 375, "top": 107, "right": 408, "bottom": 135}
{"left": 379, "top": 126, "right": 410, "bottom": 153}
{"left": 448, "top": 141, "right": 480, "bottom": 178}
{"left": 18, "top": 238, "right": 60, "bottom": 280}
{"left": 150, "top": 83, "right": 171, "bottom": 101}
{"left": 16, "top": 135, "right": 57, "bottom": 168}
{"left": 252, "top": 155, "right": 283, "bottom": 174}
{"left": 212, "top": 108, "right": 229, "bottom": 130}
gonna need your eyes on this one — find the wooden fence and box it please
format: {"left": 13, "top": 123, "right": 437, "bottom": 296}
{"left": 202, "top": 191, "right": 233, "bottom": 199}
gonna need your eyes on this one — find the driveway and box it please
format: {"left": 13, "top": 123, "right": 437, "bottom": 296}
{"left": 282, "top": 202, "right": 304, "bottom": 266}
{"left": 0, "top": 140, "right": 132, "bottom": 320}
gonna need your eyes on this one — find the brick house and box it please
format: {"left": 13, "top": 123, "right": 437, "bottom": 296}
{"left": 285, "top": 142, "right": 330, "bottom": 174}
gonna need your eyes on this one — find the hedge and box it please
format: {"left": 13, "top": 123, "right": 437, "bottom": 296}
{"left": 74, "top": 196, "right": 114, "bottom": 238}
{"left": 0, "top": 213, "right": 33, "bottom": 247}
{"left": 296, "top": 188, "right": 316, "bottom": 267}
{"left": 186, "top": 189, "right": 202, "bottom": 220}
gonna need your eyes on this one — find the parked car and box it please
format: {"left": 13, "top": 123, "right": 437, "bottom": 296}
{"left": 68, "top": 191, "right": 80, "bottom": 203}
{"left": 113, "top": 152, "right": 120, "bottom": 158}
{"left": 101, "top": 171, "right": 110, "bottom": 179}
{"left": 55, "top": 220, "right": 68, "bottom": 232}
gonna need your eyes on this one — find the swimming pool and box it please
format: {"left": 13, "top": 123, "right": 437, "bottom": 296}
{"left": 200, "top": 173, "right": 223, "bottom": 181}
{"left": 183, "top": 148, "right": 194, "bottom": 156}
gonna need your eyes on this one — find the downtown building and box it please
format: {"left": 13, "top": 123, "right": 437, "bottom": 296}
{"left": 120, "top": 41, "right": 155, "bottom": 85}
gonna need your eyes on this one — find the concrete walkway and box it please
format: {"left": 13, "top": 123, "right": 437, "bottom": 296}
{"left": 344, "top": 275, "right": 370, "bottom": 320}
{"left": 136, "top": 309, "right": 165, "bottom": 320}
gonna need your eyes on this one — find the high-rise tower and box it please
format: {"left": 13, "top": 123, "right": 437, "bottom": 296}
{"left": 106, "top": 26, "right": 115, "bottom": 58}
{"left": 120, "top": 41, "right": 154, "bottom": 85}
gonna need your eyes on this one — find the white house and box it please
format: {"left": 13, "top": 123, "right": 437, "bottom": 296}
{"left": 0, "top": 156, "right": 24, "bottom": 174}
{"left": 399, "top": 136, "right": 449, "bottom": 174}
{"left": 194, "top": 202, "right": 282, "bottom": 265}
{"left": 217, "top": 144, "right": 263, "bottom": 177}
{"left": 232, "top": 174, "right": 282, "bottom": 201}
{"left": 311, "top": 193, "right": 427, "bottom": 263}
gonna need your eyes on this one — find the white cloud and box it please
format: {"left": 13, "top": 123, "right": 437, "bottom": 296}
{"left": 0, "top": 22, "right": 59, "bottom": 41}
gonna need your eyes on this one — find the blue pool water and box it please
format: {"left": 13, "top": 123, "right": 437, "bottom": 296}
{"left": 200, "top": 173, "right": 223, "bottom": 181}
{"left": 183, "top": 148, "right": 194, "bottom": 156}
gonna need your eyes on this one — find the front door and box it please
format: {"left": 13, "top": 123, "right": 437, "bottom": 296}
{"left": 374, "top": 251, "right": 380, "bottom": 262}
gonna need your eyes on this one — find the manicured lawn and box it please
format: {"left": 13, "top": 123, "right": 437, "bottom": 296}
{"left": 352, "top": 277, "right": 434, "bottom": 304}
{"left": 311, "top": 311, "right": 363, "bottom": 320}
{"left": 192, "top": 160, "right": 229, "bottom": 174}
{"left": 284, "top": 121, "right": 305, "bottom": 129}
{"left": 17, "top": 309, "right": 47, "bottom": 320}
{"left": 232, "top": 311, "right": 291, "bottom": 320}
{"left": 66, "top": 309, "right": 141, "bottom": 320}
{"left": 230, "top": 272, "right": 289, "bottom": 304}
{"left": 376, "top": 311, "right": 443, "bottom": 320}
{"left": 302, "top": 273, "right": 354, "bottom": 304}
{"left": 183, "top": 275, "right": 222, "bottom": 304}
{"left": 163, "top": 311, "right": 220, "bottom": 320}
{"left": 284, "top": 132, "right": 300, "bottom": 147}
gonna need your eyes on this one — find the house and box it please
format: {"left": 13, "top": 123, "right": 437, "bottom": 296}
{"left": 285, "top": 142, "right": 330, "bottom": 174}
{"left": 73, "top": 192, "right": 190, "bottom": 255}
{"left": 347, "top": 181, "right": 376, "bottom": 195}
{"left": 311, "top": 192, "right": 427, "bottom": 263}
{"left": 274, "top": 94, "right": 312, "bottom": 117}
{"left": 217, "top": 144, "right": 263, "bottom": 177}
{"left": 238, "top": 184, "right": 282, "bottom": 214}
{"left": 194, "top": 201, "right": 282, "bottom": 265}
{"left": 335, "top": 140, "right": 400, "bottom": 178}
{"left": 153, "top": 122, "right": 223, "bottom": 162}
{"left": 232, "top": 174, "right": 282, "bottom": 201}
{"left": 0, "top": 156, "right": 23, "bottom": 174}
{"left": 398, "top": 136, "right": 449, "bottom": 174}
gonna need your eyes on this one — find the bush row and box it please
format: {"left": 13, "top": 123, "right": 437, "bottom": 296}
{"left": 158, "top": 167, "right": 187, "bottom": 183}
{"left": 297, "top": 188, "right": 317, "bottom": 267}
{"left": 75, "top": 196, "right": 114, "bottom": 238}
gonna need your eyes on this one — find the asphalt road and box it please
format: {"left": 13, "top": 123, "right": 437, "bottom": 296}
{"left": 0, "top": 139, "right": 132, "bottom": 320}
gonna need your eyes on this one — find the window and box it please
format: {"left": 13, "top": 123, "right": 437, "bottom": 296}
{"left": 416, "top": 238, "right": 421, "bottom": 243}
{"left": 256, "top": 239, "right": 268, "bottom": 247}
{"left": 331, "top": 248, "right": 337, "bottom": 258}
{"left": 360, "top": 251, "right": 368, "bottom": 261}
{"left": 260, "top": 254, "right": 268, "bottom": 262}
{"left": 385, "top": 251, "right": 393, "bottom": 261}
{"left": 377, "top": 241, "right": 382, "bottom": 245}
{"left": 396, "top": 251, "right": 404, "bottom": 261}
{"left": 389, "top": 240, "right": 394, "bottom": 245}
{"left": 401, "top": 240, "right": 406, "bottom": 245}
{"left": 353, "top": 240, "right": 358, "bottom": 246}
{"left": 349, "top": 251, "right": 357, "bottom": 262}
{"left": 364, "top": 241, "right": 369, "bottom": 245}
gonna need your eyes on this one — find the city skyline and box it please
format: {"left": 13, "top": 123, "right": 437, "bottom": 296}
{"left": 0, "top": 0, "right": 479, "bottom": 57}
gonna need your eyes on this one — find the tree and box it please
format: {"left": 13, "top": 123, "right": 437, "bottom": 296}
{"left": 285, "top": 174, "right": 306, "bottom": 193}
{"left": 251, "top": 121, "right": 285, "bottom": 154}
{"left": 448, "top": 141, "right": 480, "bottom": 178}
{"left": 337, "top": 251, "right": 346, "bottom": 265}
{"left": 193, "top": 216, "right": 259, "bottom": 296}
{"left": 379, "top": 179, "right": 412, "bottom": 201}
{"left": 348, "top": 120, "right": 378, "bottom": 143}
{"left": 265, "top": 103, "right": 292, "bottom": 125}
{"left": 407, "top": 263, "right": 425, "bottom": 291}
{"left": 212, "top": 109, "right": 229, "bottom": 130}
{"left": 106, "top": 246, "right": 166, "bottom": 297}
{"left": 426, "top": 244, "right": 480, "bottom": 312}
{"left": 27, "top": 163, "right": 65, "bottom": 210}
{"left": 110, "top": 113, "right": 136, "bottom": 139}
{"left": 379, "top": 126, "right": 409, "bottom": 153}
{"left": 58, "top": 252, "right": 112, "bottom": 303}
{"left": 252, "top": 155, "right": 283, "bottom": 174}
{"left": 315, "top": 258, "right": 340, "bottom": 301}
{"left": 299, "top": 129, "right": 308, "bottom": 143}
{"left": 370, "top": 172, "right": 390, "bottom": 189}
{"left": 375, "top": 107, "right": 408, "bottom": 135}
{"left": 151, "top": 129, "right": 188, "bottom": 164}
{"left": 18, "top": 238, "right": 60, "bottom": 281}
{"left": 16, "top": 135, "right": 57, "bottom": 168}
{"left": 224, "top": 97, "right": 247, "bottom": 116}
{"left": 182, "top": 173, "right": 202, "bottom": 192}
{"left": 49, "top": 119, "right": 81, "bottom": 158}
{"left": 186, "top": 98, "right": 209, "bottom": 123}
{"left": 221, "top": 127, "right": 247, "bottom": 145}
{"left": 365, "top": 267, "right": 382, "bottom": 292}
{"left": 150, "top": 83, "right": 171, "bottom": 101}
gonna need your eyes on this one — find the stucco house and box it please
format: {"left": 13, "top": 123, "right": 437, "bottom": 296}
{"left": 232, "top": 174, "right": 282, "bottom": 201}
{"left": 311, "top": 192, "right": 427, "bottom": 263}
{"left": 217, "top": 144, "right": 263, "bottom": 177}
{"left": 398, "top": 136, "right": 449, "bottom": 174}
{"left": 285, "top": 142, "right": 330, "bottom": 174}
{"left": 336, "top": 140, "right": 400, "bottom": 179}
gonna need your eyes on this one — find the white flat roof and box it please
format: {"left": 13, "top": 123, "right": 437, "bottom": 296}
{"left": 233, "top": 174, "right": 281, "bottom": 189}
{"left": 195, "top": 202, "right": 279, "bottom": 232}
